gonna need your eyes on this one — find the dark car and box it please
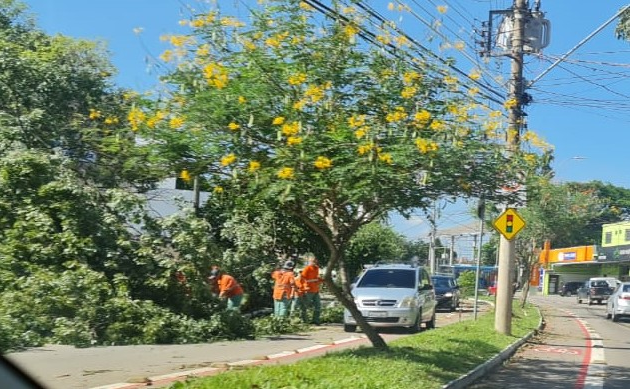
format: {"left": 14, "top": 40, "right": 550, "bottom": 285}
{"left": 559, "top": 281, "right": 583, "bottom": 297}
{"left": 431, "top": 275, "right": 460, "bottom": 311}
{"left": 577, "top": 278, "right": 615, "bottom": 305}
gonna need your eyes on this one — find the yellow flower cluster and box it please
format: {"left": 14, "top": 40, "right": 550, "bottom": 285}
{"left": 221, "top": 153, "right": 236, "bottom": 166}
{"left": 299, "top": 2, "right": 314, "bottom": 11}
{"left": 357, "top": 143, "right": 374, "bottom": 155}
{"left": 468, "top": 87, "right": 480, "bottom": 96}
{"left": 160, "top": 50, "right": 173, "bottom": 63}
{"left": 348, "top": 115, "right": 366, "bottom": 128}
{"left": 376, "top": 34, "right": 391, "bottom": 45}
{"left": 293, "top": 100, "right": 306, "bottom": 111}
{"left": 104, "top": 117, "right": 119, "bottom": 125}
{"left": 220, "top": 17, "right": 245, "bottom": 28}
{"left": 169, "top": 116, "right": 185, "bottom": 129}
{"left": 444, "top": 75, "right": 458, "bottom": 85}
{"left": 89, "top": 109, "right": 101, "bottom": 120}
{"left": 265, "top": 31, "right": 289, "bottom": 48}
{"left": 146, "top": 111, "right": 166, "bottom": 129}
{"left": 385, "top": 106, "right": 407, "bottom": 123}
{"left": 378, "top": 153, "right": 393, "bottom": 164}
{"left": 413, "top": 110, "right": 431, "bottom": 126}
{"left": 288, "top": 72, "right": 307, "bottom": 86}
{"left": 401, "top": 86, "right": 417, "bottom": 99}
{"left": 402, "top": 71, "right": 421, "bottom": 84}
{"left": 203, "top": 63, "right": 228, "bottom": 89}
{"left": 354, "top": 127, "right": 368, "bottom": 139}
{"left": 429, "top": 120, "right": 446, "bottom": 131}
{"left": 314, "top": 156, "right": 332, "bottom": 169}
{"left": 213, "top": 186, "right": 224, "bottom": 194}
{"left": 228, "top": 122, "right": 240, "bottom": 131}
{"left": 343, "top": 23, "right": 359, "bottom": 39}
{"left": 281, "top": 121, "right": 300, "bottom": 136}
{"left": 415, "top": 138, "right": 439, "bottom": 153}
{"left": 394, "top": 35, "right": 409, "bottom": 47}
{"left": 248, "top": 161, "right": 261, "bottom": 172}
{"left": 304, "top": 84, "right": 325, "bottom": 103}
{"left": 128, "top": 107, "right": 146, "bottom": 131}
{"left": 272, "top": 116, "right": 285, "bottom": 125}
{"left": 287, "top": 136, "right": 302, "bottom": 146}
{"left": 277, "top": 167, "right": 295, "bottom": 179}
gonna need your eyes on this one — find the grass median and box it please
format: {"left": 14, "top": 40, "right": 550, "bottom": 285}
{"left": 169, "top": 300, "right": 540, "bottom": 389}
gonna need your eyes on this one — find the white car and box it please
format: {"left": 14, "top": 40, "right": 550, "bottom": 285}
{"left": 606, "top": 281, "right": 630, "bottom": 322}
{"left": 343, "top": 263, "right": 437, "bottom": 333}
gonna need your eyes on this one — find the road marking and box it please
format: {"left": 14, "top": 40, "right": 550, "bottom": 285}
{"left": 567, "top": 311, "right": 604, "bottom": 389}
{"left": 532, "top": 346, "right": 581, "bottom": 355}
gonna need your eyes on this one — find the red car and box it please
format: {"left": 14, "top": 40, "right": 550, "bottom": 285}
{"left": 487, "top": 282, "right": 497, "bottom": 296}
{"left": 487, "top": 282, "right": 518, "bottom": 296}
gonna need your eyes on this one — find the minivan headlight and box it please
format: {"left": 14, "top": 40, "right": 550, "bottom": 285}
{"left": 444, "top": 292, "right": 453, "bottom": 297}
{"left": 399, "top": 296, "right": 416, "bottom": 308}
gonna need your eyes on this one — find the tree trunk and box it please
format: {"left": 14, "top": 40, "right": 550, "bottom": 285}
{"left": 324, "top": 277, "right": 388, "bottom": 349}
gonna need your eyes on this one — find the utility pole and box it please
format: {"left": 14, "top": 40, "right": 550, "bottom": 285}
{"left": 495, "top": 0, "right": 527, "bottom": 335}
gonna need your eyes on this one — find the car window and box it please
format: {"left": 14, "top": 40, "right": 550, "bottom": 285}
{"left": 356, "top": 269, "right": 415, "bottom": 288}
{"left": 624, "top": 285, "right": 630, "bottom": 293}
{"left": 433, "top": 278, "right": 451, "bottom": 288}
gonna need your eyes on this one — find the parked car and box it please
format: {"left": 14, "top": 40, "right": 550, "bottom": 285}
{"left": 487, "top": 281, "right": 497, "bottom": 296}
{"left": 606, "top": 282, "right": 630, "bottom": 322}
{"left": 559, "top": 281, "right": 583, "bottom": 297}
{"left": 343, "top": 263, "right": 437, "bottom": 333}
{"left": 431, "top": 275, "right": 460, "bottom": 311}
{"left": 576, "top": 277, "right": 616, "bottom": 305}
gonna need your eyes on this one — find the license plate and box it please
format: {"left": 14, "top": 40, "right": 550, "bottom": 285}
{"left": 368, "top": 311, "right": 387, "bottom": 318}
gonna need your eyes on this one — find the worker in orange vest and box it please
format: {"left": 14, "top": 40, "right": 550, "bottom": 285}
{"left": 208, "top": 268, "right": 244, "bottom": 311}
{"left": 291, "top": 270, "right": 308, "bottom": 322}
{"left": 271, "top": 260, "right": 297, "bottom": 317}
{"left": 300, "top": 253, "right": 323, "bottom": 325}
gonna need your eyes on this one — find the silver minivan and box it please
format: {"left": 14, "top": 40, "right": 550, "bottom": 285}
{"left": 343, "top": 263, "right": 437, "bottom": 333}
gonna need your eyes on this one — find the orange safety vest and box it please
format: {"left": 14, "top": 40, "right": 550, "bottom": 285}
{"left": 217, "top": 274, "right": 243, "bottom": 298}
{"left": 272, "top": 269, "right": 296, "bottom": 300}
{"left": 294, "top": 275, "right": 307, "bottom": 298}
{"left": 301, "top": 264, "right": 322, "bottom": 293}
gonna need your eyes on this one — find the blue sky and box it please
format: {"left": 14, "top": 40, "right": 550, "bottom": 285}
{"left": 23, "top": 1, "right": 630, "bottom": 253}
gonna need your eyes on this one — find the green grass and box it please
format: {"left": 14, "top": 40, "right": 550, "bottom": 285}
{"left": 168, "top": 301, "right": 540, "bottom": 389}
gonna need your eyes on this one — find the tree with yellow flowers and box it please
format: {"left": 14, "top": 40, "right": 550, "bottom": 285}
{"left": 131, "top": 0, "right": 549, "bottom": 349}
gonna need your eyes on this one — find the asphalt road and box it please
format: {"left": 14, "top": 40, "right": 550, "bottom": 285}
{"left": 5, "top": 303, "right": 487, "bottom": 389}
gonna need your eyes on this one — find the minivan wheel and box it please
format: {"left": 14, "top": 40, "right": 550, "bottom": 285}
{"left": 343, "top": 324, "right": 356, "bottom": 333}
{"left": 409, "top": 314, "right": 422, "bottom": 333}
{"left": 566, "top": 291, "right": 572, "bottom": 297}
{"left": 425, "top": 312, "right": 436, "bottom": 329}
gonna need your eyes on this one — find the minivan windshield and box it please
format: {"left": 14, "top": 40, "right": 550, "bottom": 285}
{"left": 356, "top": 269, "right": 415, "bottom": 288}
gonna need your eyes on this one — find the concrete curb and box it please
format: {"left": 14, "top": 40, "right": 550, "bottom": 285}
{"left": 442, "top": 304, "right": 544, "bottom": 389}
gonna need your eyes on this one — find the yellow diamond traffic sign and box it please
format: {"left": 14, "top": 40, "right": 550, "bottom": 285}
{"left": 492, "top": 208, "right": 525, "bottom": 240}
